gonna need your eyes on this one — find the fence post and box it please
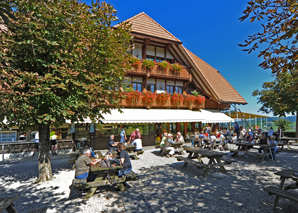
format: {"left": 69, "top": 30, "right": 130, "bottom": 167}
{"left": 2, "top": 144, "right": 4, "bottom": 161}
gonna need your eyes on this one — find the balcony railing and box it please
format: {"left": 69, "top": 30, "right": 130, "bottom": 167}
{"left": 126, "top": 60, "right": 192, "bottom": 81}
{"left": 121, "top": 93, "right": 205, "bottom": 110}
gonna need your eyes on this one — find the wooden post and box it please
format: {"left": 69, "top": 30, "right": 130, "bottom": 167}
{"left": 176, "top": 123, "right": 180, "bottom": 133}
{"left": 192, "top": 123, "right": 195, "bottom": 132}
{"left": 184, "top": 122, "right": 187, "bottom": 137}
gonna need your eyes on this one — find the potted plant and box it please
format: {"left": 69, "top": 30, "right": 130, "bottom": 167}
{"left": 184, "top": 94, "right": 196, "bottom": 109}
{"left": 128, "top": 56, "right": 141, "bottom": 69}
{"left": 196, "top": 95, "right": 206, "bottom": 105}
{"left": 158, "top": 60, "right": 170, "bottom": 71}
{"left": 126, "top": 90, "right": 142, "bottom": 107}
{"left": 170, "top": 63, "right": 182, "bottom": 72}
{"left": 142, "top": 91, "right": 157, "bottom": 109}
{"left": 156, "top": 92, "right": 170, "bottom": 105}
{"left": 171, "top": 93, "right": 184, "bottom": 108}
{"left": 142, "top": 59, "right": 155, "bottom": 70}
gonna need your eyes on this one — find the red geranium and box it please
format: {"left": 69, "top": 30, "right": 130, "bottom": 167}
{"left": 171, "top": 93, "right": 184, "bottom": 108}
{"left": 156, "top": 92, "right": 170, "bottom": 105}
{"left": 196, "top": 95, "right": 206, "bottom": 104}
{"left": 142, "top": 91, "right": 157, "bottom": 105}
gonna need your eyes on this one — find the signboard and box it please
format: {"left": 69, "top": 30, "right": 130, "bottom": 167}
{"left": 70, "top": 124, "right": 75, "bottom": 133}
{"left": 90, "top": 123, "right": 95, "bottom": 133}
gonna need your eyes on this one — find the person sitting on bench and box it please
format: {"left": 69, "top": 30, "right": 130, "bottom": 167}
{"left": 160, "top": 132, "right": 167, "bottom": 147}
{"left": 268, "top": 136, "right": 277, "bottom": 160}
{"left": 165, "top": 134, "right": 175, "bottom": 157}
{"left": 132, "top": 134, "right": 142, "bottom": 151}
{"left": 258, "top": 133, "right": 268, "bottom": 154}
{"left": 117, "top": 143, "right": 132, "bottom": 177}
{"left": 75, "top": 149, "right": 101, "bottom": 182}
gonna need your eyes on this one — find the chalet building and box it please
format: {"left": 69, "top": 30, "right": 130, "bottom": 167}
{"left": 0, "top": 13, "right": 247, "bottom": 150}
{"left": 89, "top": 12, "right": 247, "bottom": 149}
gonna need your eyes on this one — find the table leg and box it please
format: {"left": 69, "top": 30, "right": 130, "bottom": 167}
{"left": 215, "top": 157, "right": 226, "bottom": 172}
{"left": 6, "top": 203, "right": 18, "bottom": 213}
{"left": 273, "top": 177, "right": 286, "bottom": 210}
{"left": 203, "top": 158, "right": 214, "bottom": 177}
{"left": 84, "top": 187, "right": 97, "bottom": 200}
{"left": 187, "top": 152, "right": 193, "bottom": 159}
{"left": 117, "top": 183, "right": 126, "bottom": 191}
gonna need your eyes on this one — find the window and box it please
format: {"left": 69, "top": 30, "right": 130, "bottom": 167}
{"left": 175, "top": 86, "right": 182, "bottom": 94}
{"left": 147, "top": 84, "right": 155, "bottom": 92}
{"left": 167, "top": 85, "right": 174, "bottom": 94}
{"left": 146, "top": 55, "right": 154, "bottom": 61}
{"left": 133, "top": 82, "right": 142, "bottom": 92}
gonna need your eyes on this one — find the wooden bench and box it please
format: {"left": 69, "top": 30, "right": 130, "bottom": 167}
{"left": 264, "top": 186, "right": 298, "bottom": 210}
{"left": 230, "top": 149, "right": 269, "bottom": 162}
{"left": 27, "top": 207, "right": 48, "bottom": 213}
{"left": 72, "top": 171, "right": 139, "bottom": 199}
{"left": 175, "top": 156, "right": 206, "bottom": 169}
{"left": 0, "top": 196, "right": 19, "bottom": 213}
{"left": 220, "top": 157, "right": 236, "bottom": 165}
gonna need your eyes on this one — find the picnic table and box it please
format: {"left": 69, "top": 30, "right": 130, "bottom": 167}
{"left": 72, "top": 163, "right": 138, "bottom": 199}
{"left": 280, "top": 137, "right": 298, "bottom": 149}
{"left": 124, "top": 145, "right": 143, "bottom": 160}
{"left": 0, "top": 196, "right": 19, "bottom": 213}
{"left": 264, "top": 169, "right": 298, "bottom": 210}
{"left": 230, "top": 142, "right": 274, "bottom": 163}
{"left": 176, "top": 147, "right": 235, "bottom": 177}
{"left": 155, "top": 142, "right": 184, "bottom": 156}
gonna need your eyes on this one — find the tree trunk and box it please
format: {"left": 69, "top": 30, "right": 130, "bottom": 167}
{"left": 296, "top": 113, "right": 298, "bottom": 138}
{"left": 38, "top": 124, "right": 53, "bottom": 181}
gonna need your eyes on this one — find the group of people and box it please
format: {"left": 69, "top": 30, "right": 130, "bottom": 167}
{"left": 160, "top": 132, "right": 184, "bottom": 157}
{"left": 108, "top": 127, "right": 143, "bottom": 153}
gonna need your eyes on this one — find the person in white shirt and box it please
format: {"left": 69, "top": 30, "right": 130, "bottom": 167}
{"left": 160, "top": 133, "right": 167, "bottom": 147}
{"left": 175, "top": 132, "right": 185, "bottom": 143}
{"left": 231, "top": 133, "right": 237, "bottom": 143}
{"left": 132, "top": 134, "right": 142, "bottom": 151}
{"left": 268, "top": 127, "right": 274, "bottom": 137}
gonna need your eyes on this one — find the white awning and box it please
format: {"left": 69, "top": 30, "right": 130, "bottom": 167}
{"left": 101, "top": 109, "right": 234, "bottom": 124}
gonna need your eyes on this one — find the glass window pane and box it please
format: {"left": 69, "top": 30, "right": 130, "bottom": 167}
{"left": 133, "top": 83, "right": 137, "bottom": 91}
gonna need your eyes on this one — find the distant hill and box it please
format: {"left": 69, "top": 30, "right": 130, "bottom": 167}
{"left": 267, "top": 115, "right": 296, "bottom": 123}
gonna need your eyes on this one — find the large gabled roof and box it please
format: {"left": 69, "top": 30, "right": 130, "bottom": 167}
{"left": 183, "top": 48, "right": 247, "bottom": 104}
{"left": 117, "top": 12, "right": 180, "bottom": 42}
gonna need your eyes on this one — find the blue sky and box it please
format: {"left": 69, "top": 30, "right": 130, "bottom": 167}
{"left": 85, "top": 0, "right": 275, "bottom": 116}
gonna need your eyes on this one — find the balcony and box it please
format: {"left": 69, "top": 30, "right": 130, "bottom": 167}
{"left": 126, "top": 60, "right": 192, "bottom": 81}
{"left": 120, "top": 93, "right": 205, "bottom": 110}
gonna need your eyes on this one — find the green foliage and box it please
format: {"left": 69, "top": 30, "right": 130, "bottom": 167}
{"left": 253, "top": 72, "right": 298, "bottom": 116}
{"left": 273, "top": 118, "right": 291, "bottom": 131}
{"left": 0, "top": 0, "right": 16, "bottom": 25}
{"left": 191, "top": 90, "right": 201, "bottom": 97}
{"left": 170, "top": 63, "right": 182, "bottom": 72}
{"left": 158, "top": 60, "right": 170, "bottom": 71}
{"left": 0, "top": 0, "right": 132, "bottom": 127}
{"left": 240, "top": 0, "right": 298, "bottom": 74}
{"left": 142, "top": 59, "right": 155, "bottom": 70}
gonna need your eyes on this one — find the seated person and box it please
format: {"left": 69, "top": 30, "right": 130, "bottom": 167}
{"left": 268, "top": 136, "right": 277, "bottom": 160}
{"left": 231, "top": 133, "right": 237, "bottom": 143}
{"left": 192, "top": 132, "right": 199, "bottom": 146}
{"left": 258, "top": 133, "right": 268, "bottom": 153}
{"left": 160, "top": 133, "right": 167, "bottom": 147}
{"left": 215, "top": 132, "right": 221, "bottom": 139}
{"left": 117, "top": 143, "right": 132, "bottom": 177}
{"left": 175, "top": 132, "right": 185, "bottom": 143}
{"left": 204, "top": 130, "right": 209, "bottom": 138}
{"left": 107, "top": 134, "right": 119, "bottom": 153}
{"left": 75, "top": 149, "right": 101, "bottom": 182}
{"left": 209, "top": 133, "right": 217, "bottom": 149}
{"left": 243, "top": 132, "right": 253, "bottom": 157}
{"left": 132, "top": 134, "right": 142, "bottom": 151}
{"left": 199, "top": 131, "right": 206, "bottom": 138}
{"left": 164, "top": 134, "right": 175, "bottom": 157}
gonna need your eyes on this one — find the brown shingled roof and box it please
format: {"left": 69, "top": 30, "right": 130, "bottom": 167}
{"left": 183, "top": 47, "right": 247, "bottom": 104}
{"left": 118, "top": 12, "right": 180, "bottom": 42}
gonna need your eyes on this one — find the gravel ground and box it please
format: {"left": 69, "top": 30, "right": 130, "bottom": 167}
{"left": 0, "top": 145, "right": 298, "bottom": 212}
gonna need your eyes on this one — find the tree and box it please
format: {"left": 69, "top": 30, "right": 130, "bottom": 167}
{"left": 0, "top": 0, "right": 132, "bottom": 181}
{"left": 273, "top": 118, "right": 291, "bottom": 131}
{"left": 252, "top": 71, "right": 298, "bottom": 136}
{"left": 239, "top": 0, "right": 298, "bottom": 74}
{"left": 0, "top": 0, "right": 16, "bottom": 25}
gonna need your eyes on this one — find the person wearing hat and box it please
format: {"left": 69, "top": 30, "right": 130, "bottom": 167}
{"left": 164, "top": 134, "right": 175, "bottom": 157}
